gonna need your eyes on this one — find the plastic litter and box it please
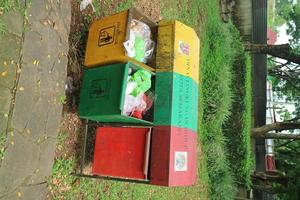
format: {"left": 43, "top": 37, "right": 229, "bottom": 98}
{"left": 128, "top": 69, "right": 151, "bottom": 97}
{"left": 122, "top": 69, "right": 153, "bottom": 119}
{"left": 142, "top": 91, "right": 155, "bottom": 114}
{"left": 123, "top": 20, "right": 155, "bottom": 63}
{"left": 80, "top": 0, "right": 96, "bottom": 12}
{"left": 123, "top": 94, "right": 146, "bottom": 117}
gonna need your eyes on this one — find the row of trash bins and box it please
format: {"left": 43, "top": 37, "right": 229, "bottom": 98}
{"left": 77, "top": 8, "right": 200, "bottom": 186}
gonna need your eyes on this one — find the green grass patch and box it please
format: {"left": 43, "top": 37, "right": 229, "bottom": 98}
{"left": 0, "top": 0, "right": 25, "bottom": 35}
{"left": 0, "top": 0, "right": 19, "bottom": 13}
{"left": 115, "top": 0, "right": 134, "bottom": 12}
{"left": 223, "top": 37, "right": 253, "bottom": 188}
{"left": 199, "top": 3, "right": 238, "bottom": 200}
{"left": 198, "top": 1, "right": 253, "bottom": 197}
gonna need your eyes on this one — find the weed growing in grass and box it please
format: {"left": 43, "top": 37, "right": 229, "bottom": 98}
{"left": 0, "top": 21, "right": 6, "bottom": 35}
{"left": 0, "top": 133, "right": 7, "bottom": 160}
{"left": 116, "top": 0, "right": 134, "bottom": 12}
{"left": 0, "top": 0, "right": 28, "bottom": 35}
{"left": 0, "top": 0, "right": 17, "bottom": 13}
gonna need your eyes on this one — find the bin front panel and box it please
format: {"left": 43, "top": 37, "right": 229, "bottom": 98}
{"left": 78, "top": 63, "right": 127, "bottom": 119}
{"left": 150, "top": 126, "right": 197, "bottom": 186}
{"left": 78, "top": 62, "right": 153, "bottom": 124}
{"left": 92, "top": 127, "right": 150, "bottom": 180}
{"left": 156, "top": 20, "right": 200, "bottom": 84}
{"left": 84, "top": 9, "right": 155, "bottom": 72}
{"left": 84, "top": 10, "right": 128, "bottom": 67}
{"left": 154, "top": 72, "right": 198, "bottom": 132}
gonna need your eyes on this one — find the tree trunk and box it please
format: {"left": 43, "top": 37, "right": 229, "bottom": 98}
{"left": 252, "top": 122, "right": 300, "bottom": 133}
{"left": 245, "top": 43, "right": 300, "bottom": 65}
{"left": 251, "top": 122, "right": 300, "bottom": 139}
{"left": 252, "top": 184, "right": 277, "bottom": 194}
{"left": 252, "top": 172, "right": 289, "bottom": 186}
{"left": 252, "top": 132, "right": 300, "bottom": 139}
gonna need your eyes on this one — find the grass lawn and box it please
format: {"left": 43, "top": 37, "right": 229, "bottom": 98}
{"left": 48, "top": 0, "right": 253, "bottom": 199}
{"left": 223, "top": 49, "right": 253, "bottom": 188}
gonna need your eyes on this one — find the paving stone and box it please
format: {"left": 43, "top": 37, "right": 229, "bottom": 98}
{"left": 0, "top": 87, "right": 12, "bottom": 133}
{"left": 0, "top": 0, "right": 71, "bottom": 198}
{"left": 0, "top": 34, "right": 22, "bottom": 89}
{"left": 1, "top": 11, "right": 24, "bottom": 37}
{"left": 13, "top": 94, "right": 58, "bottom": 140}
{"left": 29, "top": 137, "right": 57, "bottom": 183}
{"left": 11, "top": 66, "right": 39, "bottom": 132}
{"left": 0, "top": 131, "right": 39, "bottom": 194}
{"left": 4, "top": 183, "right": 48, "bottom": 200}
{"left": 0, "top": 10, "right": 24, "bottom": 136}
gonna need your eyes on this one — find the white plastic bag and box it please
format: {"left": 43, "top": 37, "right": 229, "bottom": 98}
{"left": 80, "top": 0, "right": 95, "bottom": 12}
{"left": 123, "top": 20, "right": 155, "bottom": 63}
{"left": 123, "top": 94, "right": 146, "bottom": 116}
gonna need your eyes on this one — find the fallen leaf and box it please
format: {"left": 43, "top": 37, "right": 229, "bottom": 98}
{"left": 19, "top": 87, "right": 24, "bottom": 91}
{"left": 17, "top": 192, "right": 21, "bottom": 197}
{"left": 53, "top": 22, "right": 58, "bottom": 30}
{"left": 52, "top": 178, "right": 59, "bottom": 185}
{"left": 1, "top": 71, "right": 7, "bottom": 76}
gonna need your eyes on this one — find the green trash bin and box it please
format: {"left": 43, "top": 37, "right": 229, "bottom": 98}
{"left": 78, "top": 62, "right": 153, "bottom": 125}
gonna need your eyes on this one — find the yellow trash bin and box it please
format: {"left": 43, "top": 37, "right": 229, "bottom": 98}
{"left": 84, "top": 8, "right": 157, "bottom": 71}
{"left": 156, "top": 20, "right": 200, "bottom": 84}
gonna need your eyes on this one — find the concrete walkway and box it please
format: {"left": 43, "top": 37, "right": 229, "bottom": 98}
{"left": 0, "top": 1, "right": 71, "bottom": 199}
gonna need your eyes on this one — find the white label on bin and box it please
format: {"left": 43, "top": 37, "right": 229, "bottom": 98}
{"left": 179, "top": 41, "right": 190, "bottom": 56}
{"left": 175, "top": 151, "right": 187, "bottom": 171}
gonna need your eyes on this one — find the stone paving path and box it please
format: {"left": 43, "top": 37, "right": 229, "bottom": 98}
{"left": 0, "top": 1, "right": 71, "bottom": 199}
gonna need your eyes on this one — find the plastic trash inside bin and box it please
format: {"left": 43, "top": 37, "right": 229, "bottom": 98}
{"left": 122, "top": 68, "right": 153, "bottom": 120}
{"left": 123, "top": 19, "right": 155, "bottom": 63}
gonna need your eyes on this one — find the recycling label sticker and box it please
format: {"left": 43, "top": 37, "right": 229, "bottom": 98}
{"left": 179, "top": 41, "right": 190, "bottom": 56}
{"left": 175, "top": 151, "right": 187, "bottom": 171}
